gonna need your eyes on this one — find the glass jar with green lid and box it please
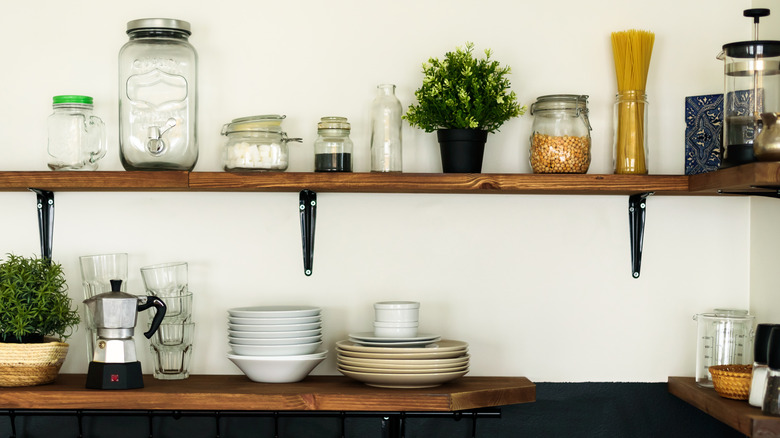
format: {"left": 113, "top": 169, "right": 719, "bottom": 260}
{"left": 314, "top": 116, "right": 353, "bottom": 172}
{"left": 221, "top": 115, "right": 302, "bottom": 171}
{"left": 47, "top": 95, "right": 106, "bottom": 171}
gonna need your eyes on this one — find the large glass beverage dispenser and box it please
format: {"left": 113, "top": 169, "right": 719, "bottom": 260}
{"left": 718, "top": 9, "right": 780, "bottom": 167}
{"left": 118, "top": 18, "right": 198, "bottom": 171}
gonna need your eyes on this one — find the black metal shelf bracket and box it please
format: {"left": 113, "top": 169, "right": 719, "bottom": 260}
{"left": 629, "top": 192, "right": 653, "bottom": 279}
{"left": 717, "top": 188, "right": 780, "bottom": 199}
{"left": 29, "top": 189, "right": 54, "bottom": 262}
{"left": 299, "top": 189, "right": 317, "bottom": 276}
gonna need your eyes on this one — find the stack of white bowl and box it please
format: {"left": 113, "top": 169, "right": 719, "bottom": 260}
{"left": 226, "top": 305, "right": 326, "bottom": 383}
{"left": 337, "top": 301, "right": 469, "bottom": 388}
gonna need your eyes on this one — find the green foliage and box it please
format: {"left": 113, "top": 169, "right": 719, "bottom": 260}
{"left": 0, "top": 254, "right": 80, "bottom": 342}
{"left": 404, "top": 42, "right": 526, "bottom": 133}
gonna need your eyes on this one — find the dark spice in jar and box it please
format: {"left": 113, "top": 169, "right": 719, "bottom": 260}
{"left": 315, "top": 153, "right": 352, "bottom": 172}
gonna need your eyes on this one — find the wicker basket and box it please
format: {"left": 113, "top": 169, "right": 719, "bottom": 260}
{"left": 0, "top": 340, "right": 69, "bottom": 387}
{"left": 709, "top": 364, "right": 753, "bottom": 400}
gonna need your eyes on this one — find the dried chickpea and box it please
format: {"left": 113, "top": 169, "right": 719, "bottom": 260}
{"left": 530, "top": 133, "right": 591, "bottom": 174}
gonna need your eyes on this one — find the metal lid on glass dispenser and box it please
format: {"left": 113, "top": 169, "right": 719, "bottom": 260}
{"left": 127, "top": 18, "right": 191, "bottom": 34}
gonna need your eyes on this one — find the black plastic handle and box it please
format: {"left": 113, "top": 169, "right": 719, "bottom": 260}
{"left": 139, "top": 296, "right": 167, "bottom": 339}
{"left": 744, "top": 8, "right": 770, "bottom": 22}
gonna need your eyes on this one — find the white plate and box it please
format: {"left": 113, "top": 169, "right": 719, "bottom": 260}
{"left": 338, "top": 362, "right": 468, "bottom": 375}
{"left": 336, "top": 339, "right": 467, "bottom": 354}
{"left": 338, "top": 367, "right": 468, "bottom": 388}
{"left": 228, "top": 329, "right": 322, "bottom": 339}
{"left": 348, "top": 332, "right": 440, "bottom": 343}
{"left": 228, "top": 315, "right": 321, "bottom": 325}
{"left": 349, "top": 338, "right": 440, "bottom": 348}
{"left": 228, "top": 335, "right": 322, "bottom": 345}
{"left": 336, "top": 347, "right": 467, "bottom": 360}
{"left": 228, "top": 322, "right": 321, "bottom": 332}
{"left": 229, "top": 341, "right": 322, "bottom": 356}
{"left": 228, "top": 306, "right": 321, "bottom": 318}
{"left": 337, "top": 354, "right": 470, "bottom": 369}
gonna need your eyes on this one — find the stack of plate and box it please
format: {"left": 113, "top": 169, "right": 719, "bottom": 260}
{"left": 226, "top": 306, "right": 326, "bottom": 383}
{"left": 336, "top": 339, "right": 469, "bottom": 388}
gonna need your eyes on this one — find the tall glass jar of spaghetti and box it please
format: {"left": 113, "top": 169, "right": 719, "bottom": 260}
{"left": 529, "top": 95, "right": 591, "bottom": 174}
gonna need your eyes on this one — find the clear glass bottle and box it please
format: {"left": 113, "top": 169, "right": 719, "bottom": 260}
{"left": 314, "top": 117, "right": 353, "bottom": 172}
{"left": 47, "top": 95, "right": 106, "bottom": 170}
{"left": 118, "top": 18, "right": 198, "bottom": 171}
{"left": 221, "top": 115, "right": 302, "bottom": 171}
{"left": 370, "top": 84, "right": 403, "bottom": 172}
{"left": 614, "top": 91, "right": 649, "bottom": 174}
{"left": 529, "top": 94, "right": 591, "bottom": 174}
{"left": 763, "top": 326, "right": 780, "bottom": 416}
{"left": 750, "top": 324, "right": 777, "bottom": 407}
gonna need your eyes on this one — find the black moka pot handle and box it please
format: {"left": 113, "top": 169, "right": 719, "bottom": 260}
{"left": 138, "top": 296, "right": 167, "bottom": 339}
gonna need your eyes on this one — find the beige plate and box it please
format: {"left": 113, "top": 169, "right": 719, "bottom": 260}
{"left": 336, "top": 346, "right": 467, "bottom": 360}
{"left": 337, "top": 354, "right": 470, "bottom": 369}
{"left": 338, "top": 362, "right": 469, "bottom": 375}
{"left": 338, "top": 367, "right": 469, "bottom": 388}
{"left": 336, "top": 339, "right": 468, "bottom": 354}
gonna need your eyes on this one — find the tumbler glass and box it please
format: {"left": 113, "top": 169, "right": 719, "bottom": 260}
{"left": 141, "top": 262, "right": 188, "bottom": 296}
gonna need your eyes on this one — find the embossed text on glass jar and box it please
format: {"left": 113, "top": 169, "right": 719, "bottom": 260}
{"left": 118, "top": 18, "right": 198, "bottom": 170}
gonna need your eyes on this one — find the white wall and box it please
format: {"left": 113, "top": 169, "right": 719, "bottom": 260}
{"left": 0, "top": 0, "right": 760, "bottom": 382}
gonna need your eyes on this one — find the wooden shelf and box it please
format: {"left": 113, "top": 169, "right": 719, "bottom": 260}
{"left": 668, "top": 376, "right": 780, "bottom": 437}
{"left": 0, "top": 163, "right": 777, "bottom": 195}
{"left": 0, "top": 375, "right": 535, "bottom": 412}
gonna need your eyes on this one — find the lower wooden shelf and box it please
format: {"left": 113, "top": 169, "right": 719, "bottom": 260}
{"left": 668, "top": 376, "right": 780, "bottom": 437}
{"left": 0, "top": 374, "right": 535, "bottom": 412}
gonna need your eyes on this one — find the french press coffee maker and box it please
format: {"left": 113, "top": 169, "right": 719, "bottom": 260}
{"left": 718, "top": 8, "right": 780, "bottom": 167}
{"left": 83, "top": 280, "right": 166, "bottom": 389}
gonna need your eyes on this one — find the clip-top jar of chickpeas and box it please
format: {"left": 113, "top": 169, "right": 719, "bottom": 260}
{"left": 529, "top": 95, "right": 592, "bottom": 173}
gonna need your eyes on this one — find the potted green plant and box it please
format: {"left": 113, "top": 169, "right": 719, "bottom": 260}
{"left": 0, "top": 254, "right": 80, "bottom": 386}
{"left": 404, "top": 42, "right": 526, "bottom": 173}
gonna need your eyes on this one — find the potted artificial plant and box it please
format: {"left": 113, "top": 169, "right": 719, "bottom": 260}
{"left": 0, "top": 254, "right": 80, "bottom": 387}
{"left": 404, "top": 42, "right": 526, "bottom": 173}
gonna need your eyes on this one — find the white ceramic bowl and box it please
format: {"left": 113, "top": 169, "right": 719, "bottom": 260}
{"left": 374, "top": 301, "right": 420, "bottom": 322}
{"left": 228, "top": 329, "right": 321, "bottom": 339}
{"left": 228, "top": 350, "right": 327, "bottom": 383}
{"left": 228, "top": 335, "right": 322, "bottom": 346}
{"left": 373, "top": 321, "right": 418, "bottom": 338}
{"left": 229, "top": 341, "right": 322, "bottom": 356}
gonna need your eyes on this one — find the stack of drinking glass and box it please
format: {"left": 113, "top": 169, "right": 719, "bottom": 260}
{"left": 140, "top": 262, "right": 193, "bottom": 380}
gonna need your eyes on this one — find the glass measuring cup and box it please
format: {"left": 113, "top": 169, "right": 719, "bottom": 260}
{"left": 694, "top": 309, "right": 755, "bottom": 387}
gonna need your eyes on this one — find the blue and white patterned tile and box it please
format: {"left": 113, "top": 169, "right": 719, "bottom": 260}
{"left": 685, "top": 94, "right": 723, "bottom": 175}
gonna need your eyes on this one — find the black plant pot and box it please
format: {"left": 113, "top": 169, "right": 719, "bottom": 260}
{"left": 437, "top": 129, "right": 489, "bottom": 173}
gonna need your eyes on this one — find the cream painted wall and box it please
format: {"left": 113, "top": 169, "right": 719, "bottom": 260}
{"left": 0, "top": 0, "right": 758, "bottom": 382}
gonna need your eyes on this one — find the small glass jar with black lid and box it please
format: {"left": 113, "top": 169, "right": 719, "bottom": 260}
{"left": 314, "top": 117, "right": 353, "bottom": 172}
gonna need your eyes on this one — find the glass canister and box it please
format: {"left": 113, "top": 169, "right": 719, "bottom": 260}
{"left": 370, "top": 84, "right": 403, "bottom": 172}
{"left": 693, "top": 309, "right": 756, "bottom": 387}
{"left": 118, "top": 18, "right": 198, "bottom": 171}
{"left": 47, "top": 95, "right": 106, "bottom": 170}
{"left": 221, "top": 115, "right": 302, "bottom": 171}
{"left": 718, "top": 9, "right": 780, "bottom": 167}
{"left": 529, "top": 95, "right": 591, "bottom": 174}
{"left": 314, "top": 116, "right": 353, "bottom": 172}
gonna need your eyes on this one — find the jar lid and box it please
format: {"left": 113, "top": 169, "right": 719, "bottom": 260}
{"left": 530, "top": 94, "right": 588, "bottom": 115}
{"left": 53, "top": 95, "right": 93, "bottom": 105}
{"left": 318, "top": 116, "right": 350, "bottom": 130}
{"left": 221, "top": 115, "right": 286, "bottom": 135}
{"left": 127, "top": 18, "right": 191, "bottom": 35}
{"left": 722, "top": 40, "right": 780, "bottom": 58}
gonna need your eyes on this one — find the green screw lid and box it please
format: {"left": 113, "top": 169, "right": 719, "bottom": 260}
{"left": 53, "top": 95, "right": 93, "bottom": 105}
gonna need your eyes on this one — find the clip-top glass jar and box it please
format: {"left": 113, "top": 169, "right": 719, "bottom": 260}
{"left": 118, "top": 18, "right": 198, "bottom": 171}
{"left": 314, "top": 117, "right": 353, "bottom": 172}
{"left": 47, "top": 95, "right": 106, "bottom": 171}
{"left": 221, "top": 115, "right": 302, "bottom": 171}
{"left": 529, "top": 95, "right": 591, "bottom": 174}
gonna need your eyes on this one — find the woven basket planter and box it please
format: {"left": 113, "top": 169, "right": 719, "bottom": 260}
{"left": 0, "top": 340, "right": 69, "bottom": 387}
{"left": 709, "top": 364, "right": 753, "bottom": 400}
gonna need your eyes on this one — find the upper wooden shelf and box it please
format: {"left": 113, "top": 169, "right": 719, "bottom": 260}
{"left": 0, "top": 375, "right": 535, "bottom": 412}
{"left": 668, "top": 376, "right": 780, "bottom": 437}
{"left": 0, "top": 162, "right": 778, "bottom": 195}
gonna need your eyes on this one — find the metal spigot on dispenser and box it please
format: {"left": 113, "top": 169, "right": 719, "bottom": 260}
{"left": 718, "top": 8, "right": 780, "bottom": 167}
